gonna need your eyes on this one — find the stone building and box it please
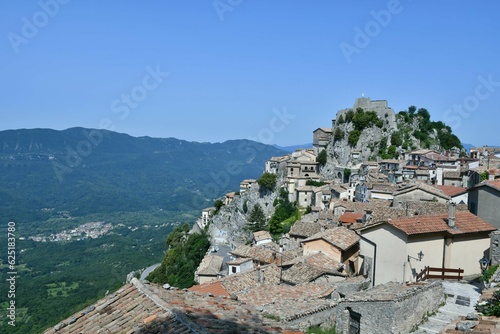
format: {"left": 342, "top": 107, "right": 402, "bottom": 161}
{"left": 335, "top": 281, "right": 444, "bottom": 334}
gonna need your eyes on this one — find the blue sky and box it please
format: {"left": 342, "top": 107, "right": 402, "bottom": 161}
{"left": 1, "top": 1, "right": 499, "bottom": 146}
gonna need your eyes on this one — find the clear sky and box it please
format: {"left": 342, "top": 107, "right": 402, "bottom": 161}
{"left": 1, "top": 1, "right": 499, "bottom": 146}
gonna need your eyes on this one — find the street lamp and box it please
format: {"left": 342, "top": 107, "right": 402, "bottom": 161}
{"left": 408, "top": 251, "right": 424, "bottom": 262}
{"left": 479, "top": 256, "right": 489, "bottom": 272}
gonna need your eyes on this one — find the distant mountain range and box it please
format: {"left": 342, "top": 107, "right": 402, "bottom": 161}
{"left": 0, "top": 127, "right": 287, "bottom": 222}
{"left": 273, "top": 143, "right": 312, "bottom": 152}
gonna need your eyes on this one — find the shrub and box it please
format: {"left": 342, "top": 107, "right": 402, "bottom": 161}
{"left": 334, "top": 128, "right": 345, "bottom": 141}
{"left": 348, "top": 130, "right": 361, "bottom": 147}
{"left": 316, "top": 149, "right": 327, "bottom": 165}
{"left": 257, "top": 172, "right": 277, "bottom": 191}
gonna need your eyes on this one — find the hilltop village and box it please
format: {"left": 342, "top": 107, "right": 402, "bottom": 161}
{"left": 46, "top": 98, "right": 500, "bottom": 333}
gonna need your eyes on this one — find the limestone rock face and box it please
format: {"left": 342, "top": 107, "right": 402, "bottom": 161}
{"left": 208, "top": 182, "right": 279, "bottom": 246}
{"left": 328, "top": 97, "right": 398, "bottom": 167}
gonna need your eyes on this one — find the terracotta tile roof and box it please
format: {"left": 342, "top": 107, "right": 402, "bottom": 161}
{"left": 393, "top": 182, "right": 449, "bottom": 199}
{"left": 317, "top": 127, "right": 333, "bottom": 133}
{"left": 410, "top": 149, "right": 433, "bottom": 155}
{"left": 191, "top": 264, "right": 283, "bottom": 298}
{"left": 302, "top": 226, "right": 360, "bottom": 251}
{"left": 281, "top": 252, "right": 342, "bottom": 269}
{"left": 189, "top": 280, "right": 230, "bottom": 297}
{"left": 221, "top": 264, "right": 281, "bottom": 294}
{"left": 253, "top": 230, "right": 272, "bottom": 242}
{"left": 226, "top": 257, "right": 252, "bottom": 265}
{"left": 339, "top": 212, "right": 364, "bottom": 224}
{"left": 330, "top": 184, "right": 348, "bottom": 194}
{"left": 436, "top": 185, "right": 467, "bottom": 197}
{"left": 443, "top": 171, "right": 461, "bottom": 179}
{"left": 44, "top": 279, "right": 196, "bottom": 334}
{"left": 379, "top": 159, "right": 403, "bottom": 164}
{"left": 425, "top": 151, "right": 455, "bottom": 161}
{"left": 289, "top": 220, "right": 334, "bottom": 238}
{"left": 196, "top": 255, "right": 224, "bottom": 276}
{"left": 485, "top": 179, "right": 500, "bottom": 191}
{"left": 236, "top": 282, "right": 335, "bottom": 306}
{"left": 231, "top": 244, "right": 278, "bottom": 264}
{"left": 281, "top": 253, "right": 345, "bottom": 285}
{"left": 282, "top": 262, "right": 333, "bottom": 285}
{"left": 388, "top": 211, "right": 496, "bottom": 236}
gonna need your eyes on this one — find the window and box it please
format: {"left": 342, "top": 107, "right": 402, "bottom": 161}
{"left": 231, "top": 266, "right": 237, "bottom": 273}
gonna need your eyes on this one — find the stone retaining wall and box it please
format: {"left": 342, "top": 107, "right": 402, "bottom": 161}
{"left": 335, "top": 281, "right": 444, "bottom": 334}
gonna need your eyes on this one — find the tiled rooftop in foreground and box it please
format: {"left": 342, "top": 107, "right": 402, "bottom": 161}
{"left": 44, "top": 278, "right": 295, "bottom": 334}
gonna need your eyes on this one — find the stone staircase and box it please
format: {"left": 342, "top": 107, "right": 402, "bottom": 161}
{"left": 413, "top": 281, "right": 482, "bottom": 334}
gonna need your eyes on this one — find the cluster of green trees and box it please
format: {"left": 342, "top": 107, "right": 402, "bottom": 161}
{"left": 305, "top": 179, "right": 326, "bottom": 187}
{"left": 337, "top": 108, "right": 384, "bottom": 147}
{"left": 257, "top": 172, "right": 277, "bottom": 192}
{"left": 398, "top": 106, "right": 462, "bottom": 150}
{"left": 147, "top": 223, "right": 210, "bottom": 288}
{"left": 269, "top": 188, "right": 297, "bottom": 235}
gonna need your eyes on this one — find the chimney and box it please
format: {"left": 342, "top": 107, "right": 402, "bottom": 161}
{"left": 364, "top": 209, "right": 373, "bottom": 222}
{"left": 448, "top": 202, "right": 456, "bottom": 228}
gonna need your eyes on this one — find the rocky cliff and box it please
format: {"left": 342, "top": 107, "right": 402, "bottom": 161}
{"left": 320, "top": 97, "right": 463, "bottom": 179}
{"left": 208, "top": 183, "right": 280, "bottom": 246}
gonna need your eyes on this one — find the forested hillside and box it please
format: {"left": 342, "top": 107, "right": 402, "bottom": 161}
{"left": 0, "top": 127, "right": 286, "bottom": 334}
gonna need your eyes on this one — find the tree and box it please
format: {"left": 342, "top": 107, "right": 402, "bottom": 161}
{"left": 257, "top": 172, "right": 277, "bottom": 191}
{"left": 269, "top": 189, "right": 296, "bottom": 236}
{"left": 387, "top": 145, "right": 397, "bottom": 158}
{"left": 345, "top": 109, "right": 355, "bottom": 122}
{"left": 242, "top": 199, "right": 248, "bottom": 213}
{"left": 214, "top": 199, "right": 224, "bottom": 213}
{"left": 348, "top": 130, "right": 361, "bottom": 147}
{"left": 337, "top": 114, "right": 344, "bottom": 124}
{"left": 316, "top": 149, "right": 327, "bottom": 165}
{"left": 248, "top": 204, "right": 266, "bottom": 232}
{"left": 334, "top": 127, "right": 344, "bottom": 141}
{"left": 390, "top": 131, "right": 403, "bottom": 147}
{"left": 417, "top": 108, "right": 430, "bottom": 120}
{"left": 343, "top": 168, "right": 351, "bottom": 183}
{"left": 481, "top": 171, "right": 489, "bottom": 182}
{"left": 306, "top": 179, "right": 326, "bottom": 186}
{"left": 408, "top": 105, "right": 417, "bottom": 115}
